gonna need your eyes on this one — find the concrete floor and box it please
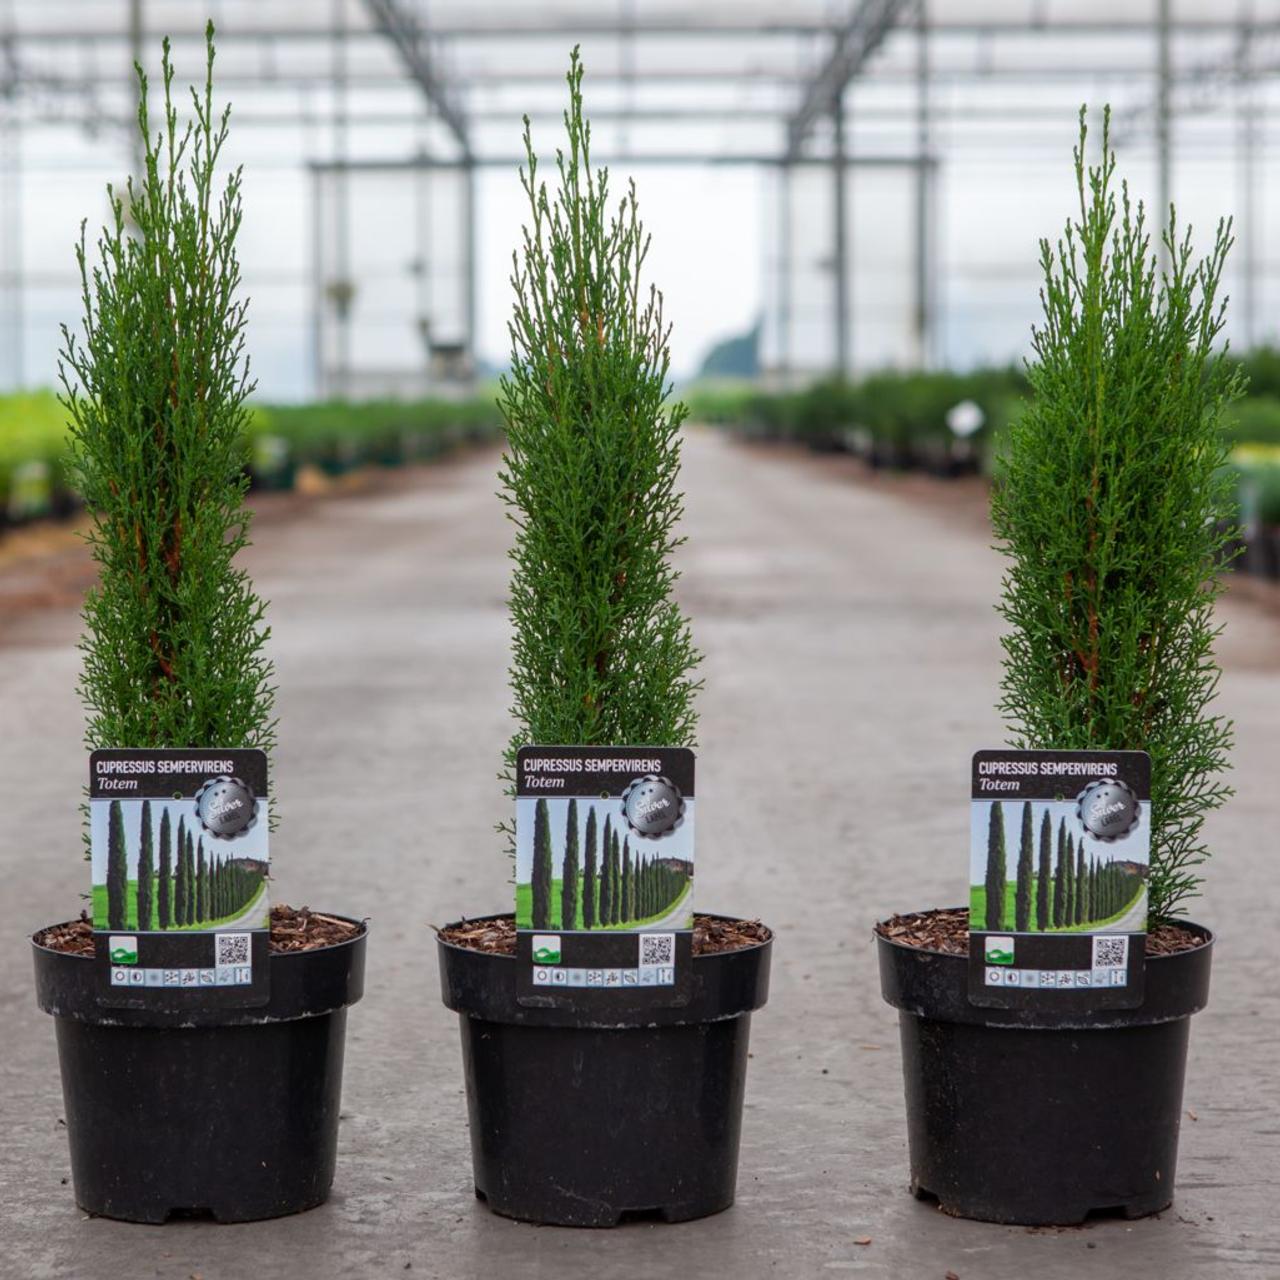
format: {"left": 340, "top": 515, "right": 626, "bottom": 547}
{"left": 1, "top": 431, "right": 1277, "bottom": 1279}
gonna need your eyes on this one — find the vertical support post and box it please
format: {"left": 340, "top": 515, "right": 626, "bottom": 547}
{"left": 778, "top": 162, "right": 793, "bottom": 381}
{"left": 463, "top": 161, "right": 477, "bottom": 378}
{"left": 310, "top": 167, "right": 325, "bottom": 400}
{"left": 1156, "top": 0, "right": 1172, "bottom": 270}
{"left": 1237, "top": 4, "right": 1257, "bottom": 351}
{"left": 414, "top": 135, "right": 431, "bottom": 350}
{"left": 331, "top": 0, "right": 351, "bottom": 398}
{"left": 128, "top": 0, "right": 145, "bottom": 180}
{"left": 912, "top": 0, "right": 931, "bottom": 369}
{"left": 833, "top": 87, "right": 849, "bottom": 379}
{"left": 0, "top": 100, "right": 21, "bottom": 390}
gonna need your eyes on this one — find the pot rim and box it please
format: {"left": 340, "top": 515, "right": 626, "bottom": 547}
{"left": 876, "top": 906, "right": 1212, "bottom": 1030}
{"left": 32, "top": 911, "right": 368, "bottom": 1028}
{"left": 873, "top": 905, "right": 1213, "bottom": 960}
{"left": 437, "top": 910, "right": 772, "bottom": 1029}
{"left": 31, "top": 911, "right": 369, "bottom": 959}
{"left": 435, "top": 909, "right": 772, "bottom": 960}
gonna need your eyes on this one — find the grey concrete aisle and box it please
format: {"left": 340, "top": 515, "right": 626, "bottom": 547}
{"left": 1, "top": 430, "right": 1276, "bottom": 1279}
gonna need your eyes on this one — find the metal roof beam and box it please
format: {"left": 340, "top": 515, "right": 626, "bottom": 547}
{"left": 309, "top": 152, "right": 934, "bottom": 171}
{"left": 785, "top": 0, "right": 911, "bottom": 159}
{"left": 362, "top": 0, "right": 471, "bottom": 158}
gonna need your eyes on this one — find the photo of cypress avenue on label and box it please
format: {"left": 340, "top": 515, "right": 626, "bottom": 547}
{"left": 965, "top": 749, "right": 1152, "bottom": 1011}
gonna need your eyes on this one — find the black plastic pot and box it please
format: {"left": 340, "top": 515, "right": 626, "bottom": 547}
{"left": 438, "top": 913, "right": 772, "bottom": 1227}
{"left": 32, "top": 917, "right": 366, "bottom": 1224}
{"left": 877, "top": 912, "right": 1212, "bottom": 1225}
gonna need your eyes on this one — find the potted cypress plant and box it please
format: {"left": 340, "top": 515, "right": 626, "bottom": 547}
{"left": 876, "top": 109, "right": 1238, "bottom": 1225}
{"left": 436, "top": 51, "right": 773, "bottom": 1228}
{"left": 30, "top": 29, "right": 366, "bottom": 1224}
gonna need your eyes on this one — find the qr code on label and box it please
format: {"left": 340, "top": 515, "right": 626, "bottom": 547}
{"left": 216, "top": 933, "right": 251, "bottom": 968}
{"left": 639, "top": 933, "right": 675, "bottom": 967}
{"left": 1092, "top": 935, "right": 1128, "bottom": 969}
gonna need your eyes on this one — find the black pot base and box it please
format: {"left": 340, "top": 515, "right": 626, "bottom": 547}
{"left": 439, "top": 913, "right": 772, "bottom": 1229}
{"left": 878, "top": 912, "right": 1212, "bottom": 1227}
{"left": 911, "top": 1180, "right": 1172, "bottom": 1226}
{"left": 34, "top": 916, "right": 366, "bottom": 1224}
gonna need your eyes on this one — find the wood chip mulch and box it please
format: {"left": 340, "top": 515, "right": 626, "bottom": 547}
{"left": 437, "top": 913, "right": 771, "bottom": 956}
{"left": 875, "top": 907, "right": 1207, "bottom": 957}
{"left": 34, "top": 912, "right": 95, "bottom": 956}
{"left": 267, "top": 904, "right": 364, "bottom": 953}
{"left": 33, "top": 906, "right": 363, "bottom": 955}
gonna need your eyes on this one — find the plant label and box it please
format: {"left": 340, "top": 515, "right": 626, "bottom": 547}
{"left": 513, "top": 745, "right": 695, "bottom": 1011}
{"left": 968, "top": 749, "right": 1151, "bottom": 1011}
{"left": 89, "top": 749, "right": 270, "bottom": 1009}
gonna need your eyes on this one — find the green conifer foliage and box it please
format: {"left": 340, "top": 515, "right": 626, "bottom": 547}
{"left": 174, "top": 815, "right": 187, "bottom": 927}
{"left": 599, "top": 814, "right": 613, "bottom": 925}
{"left": 531, "top": 798, "right": 553, "bottom": 930}
{"left": 614, "top": 829, "right": 624, "bottom": 921}
{"left": 984, "top": 803, "right": 1006, "bottom": 931}
{"left": 561, "top": 798, "right": 580, "bottom": 929}
{"left": 992, "top": 109, "right": 1241, "bottom": 922}
{"left": 1015, "top": 801, "right": 1034, "bottom": 932}
{"left": 621, "top": 838, "right": 633, "bottom": 923}
{"left": 582, "top": 806, "right": 598, "bottom": 929}
{"left": 196, "top": 838, "right": 207, "bottom": 923}
{"left": 498, "top": 50, "right": 700, "bottom": 837}
{"left": 1064, "top": 832, "right": 1075, "bottom": 925}
{"left": 1053, "top": 818, "right": 1067, "bottom": 927}
{"left": 106, "top": 800, "right": 128, "bottom": 930}
{"left": 184, "top": 830, "right": 196, "bottom": 925}
{"left": 1036, "top": 808, "right": 1052, "bottom": 930}
{"left": 136, "top": 800, "right": 154, "bottom": 931}
{"left": 1074, "top": 841, "right": 1087, "bottom": 925}
{"left": 61, "top": 28, "right": 276, "bottom": 761}
{"left": 157, "top": 807, "right": 172, "bottom": 928}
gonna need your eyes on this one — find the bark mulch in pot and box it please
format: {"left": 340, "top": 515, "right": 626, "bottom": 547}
{"left": 439, "top": 913, "right": 771, "bottom": 957}
{"left": 875, "top": 906, "right": 1205, "bottom": 957}
{"left": 35, "top": 905, "right": 364, "bottom": 955}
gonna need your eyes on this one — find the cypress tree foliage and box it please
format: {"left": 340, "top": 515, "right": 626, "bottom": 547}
{"left": 196, "top": 837, "right": 207, "bottom": 923}
{"left": 1015, "top": 801, "right": 1034, "bottom": 932}
{"left": 1075, "top": 841, "right": 1087, "bottom": 925}
{"left": 621, "top": 838, "right": 633, "bottom": 923}
{"left": 185, "top": 830, "right": 196, "bottom": 925}
{"left": 561, "top": 798, "right": 580, "bottom": 930}
{"left": 530, "top": 798, "right": 553, "bottom": 930}
{"left": 64, "top": 31, "right": 276, "bottom": 932}
{"left": 983, "top": 802, "right": 1006, "bottom": 931}
{"left": 991, "top": 109, "right": 1240, "bottom": 923}
{"left": 64, "top": 28, "right": 276, "bottom": 760}
{"left": 106, "top": 800, "right": 128, "bottom": 930}
{"left": 136, "top": 800, "right": 154, "bottom": 931}
{"left": 1063, "top": 832, "right": 1075, "bottom": 927}
{"left": 610, "top": 832, "right": 622, "bottom": 926}
{"left": 582, "top": 805, "right": 598, "bottom": 929}
{"left": 63, "top": 20, "right": 275, "bottom": 935}
{"left": 497, "top": 50, "right": 701, "bottom": 853}
{"left": 1036, "top": 808, "right": 1052, "bottom": 931}
{"left": 157, "top": 807, "right": 172, "bottom": 929}
{"left": 1053, "top": 818, "right": 1067, "bottom": 927}
{"left": 174, "top": 821, "right": 188, "bottom": 927}
{"left": 598, "top": 814, "right": 613, "bottom": 926}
